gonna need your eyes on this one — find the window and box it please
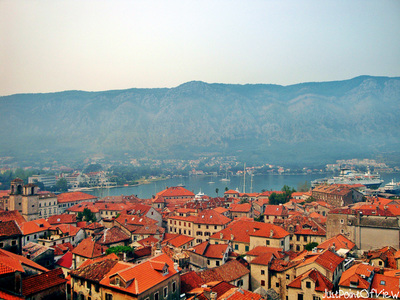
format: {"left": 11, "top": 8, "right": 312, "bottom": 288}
{"left": 234, "top": 244, "right": 238, "bottom": 250}
{"left": 237, "top": 279, "right": 243, "bottom": 287}
{"left": 207, "top": 260, "right": 210, "bottom": 265}
{"left": 266, "top": 240, "right": 270, "bottom": 246}
{"left": 12, "top": 240, "right": 16, "bottom": 246}
{"left": 198, "top": 225, "right": 201, "bottom": 228}
{"left": 276, "top": 282, "right": 280, "bottom": 288}
{"left": 286, "top": 274, "right": 290, "bottom": 280}
{"left": 261, "top": 280, "right": 265, "bottom": 286}
{"left": 306, "top": 281, "right": 311, "bottom": 288}
{"left": 172, "top": 281, "right": 176, "bottom": 293}
{"left": 163, "top": 286, "right": 168, "bottom": 297}
{"left": 340, "top": 219, "right": 344, "bottom": 224}
{"left": 296, "top": 235, "right": 300, "bottom": 241}
{"left": 261, "top": 270, "right": 265, "bottom": 275}
{"left": 0, "top": 242, "right": 3, "bottom": 248}
{"left": 380, "top": 280, "right": 386, "bottom": 285}
{"left": 216, "top": 261, "right": 220, "bottom": 266}
{"left": 214, "top": 225, "right": 217, "bottom": 229}
{"left": 245, "top": 245, "right": 249, "bottom": 251}
{"left": 87, "top": 281, "right": 91, "bottom": 289}
{"left": 115, "top": 277, "right": 120, "bottom": 286}
{"left": 105, "top": 294, "right": 113, "bottom": 300}
{"left": 154, "top": 292, "right": 159, "bottom": 300}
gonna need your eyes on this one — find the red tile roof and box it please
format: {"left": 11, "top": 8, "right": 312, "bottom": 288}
{"left": 0, "top": 248, "right": 48, "bottom": 275}
{"left": 71, "top": 258, "right": 119, "bottom": 282}
{"left": 100, "top": 253, "right": 179, "bottom": 294}
{"left": 287, "top": 268, "right": 333, "bottom": 292}
{"left": 218, "top": 287, "right": 263, "bottom": 300}
{"left": 296, "top": 250, "right": 345, "bottom": 273}
{"left": 229, "top": 203, "right": 251, "bottom": 213}
{"left": 264, "top": 205, "right": 288, "bottom": 216}
{"left": 162, "top": 234, "right": 194, "bottom": 248}
{"left": 136, "top": 236, "right": 159, "bottom": 247}
{"left": 20, "top": 219, "right": 51, "bottom": 235}
{"left": 339, "top": 263, "right": 374, "bottom": 289}
{"left": 371, "top": 274, "right": 400, "bottom": 296}
{"left": 22, "top": 268, "right": 66, "bottom": 296}
{"left": 72, "top": 237, "right": 107, "bottom": 258}
{"left": 317, "top": 234, "right": 355, "bottom": 251}
{"left": 156, "top": 186, "right": 195, "bottom": 198}
{"left": 47, "top": 214, "right": 76, "bottom": 225}
{"left": 246, "top": 246, "right": 284, "bottom": 259}
{"left": 249, "top": 252, "right": 275, "bottom": 266}
{"left": 57, "top": 191, "right": 97, "bottom": 203}
{"left": 0, "top": 210, "right": 26, "bottom": 225}
{"left": 192, "top": 242, "right": 229, "bottom": 259}
{"left": 50, "top": 224, "right": 81, "bottom": 236}
{"left": 197, "top": 260, "right": 249, "bottom": 283}
{"left": 56, "top": 251, "right": 73, "bottom": 269}
{"left": 0, "top": 220, "right": 22, "bottom": 237}
{"left": 181, "top": 271, "right": 205, "bottom": 293}
{"left": 210, "top": 219, "right": 289, "bottom": 243}
{"left": 0, "top": 290, "right": 24, "bottom": 300}
{"left": 97, "top": 227, "right": 130, "bottom": 245}
{"left": 194, "top": 210, "right": 232, "bottom": 226}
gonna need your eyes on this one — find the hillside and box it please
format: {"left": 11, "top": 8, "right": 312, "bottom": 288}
{"left": 1, "top": 76, "right": 400, "bottom": 165}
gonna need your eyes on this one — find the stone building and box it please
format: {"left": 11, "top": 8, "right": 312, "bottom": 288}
{"left": 327, "top": 206, "right": 400, "bottom": 252}
{"left": 8, "top": 178, "right": 39, "bottom": 221}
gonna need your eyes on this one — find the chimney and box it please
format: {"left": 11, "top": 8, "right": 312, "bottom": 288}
{"left": 210, "top": 292, "right": 217, "bottom": 300}
{"left": 270, "top": 230, "right": 274, "bottom": 238}
{"left": 230, "top": 234, "right": 234, "bottom": 240}
{"left": 220, "top": 233, "right": 223, "bottom": 239}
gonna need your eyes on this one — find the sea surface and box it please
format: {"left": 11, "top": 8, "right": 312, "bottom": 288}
{"left": 87, "top": 173, "right": 400, "bottom": 199}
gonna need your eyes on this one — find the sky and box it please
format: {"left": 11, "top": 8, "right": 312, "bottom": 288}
{"left": 1, "top": 0, "right": 399, "bottom": 96}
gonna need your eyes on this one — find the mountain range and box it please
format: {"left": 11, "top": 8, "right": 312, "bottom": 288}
{"left": 1, "top": 75, "right": 400, "bottom": 165}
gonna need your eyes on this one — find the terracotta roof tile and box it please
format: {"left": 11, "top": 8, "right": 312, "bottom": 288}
{"left": 296, "top": 250, "right": 344, "bottom": 273}
{"left": 0, "top": 220, "right": 22, "bottom": 237}
{"left": 0, "top": 210, "right": 26, "bottom": 225}
{"left": 264, "top": 205, "right": 288, "bottom": 216}
{"left": 181, "top": 271, "right": 205, "bottom": 293}
{"left": 71, "top": 258, "right": 118, "bottom": 282}
{"left": 156, "top": 186, "right": 195, "bottom": 198}
{"left": 22, "top": 268, "right": 66, "bottom": 296}
{"left": 287, "top": 268, "right": 333, "bottom": 292}
{"left": 20, "top": 219, "right": 51, "bottom": 235}
{"left": 210, "top": 219, "right": 289, "bottom": 243}
{"left": 56, "top": 251, "right": 73, "bottom": 269}
{"left": 72, "top": 237, "right": 107, "bottom": 258}
{"left": 371, "top": 274, "right": 400, "bottom": 296}
{"left": 100, "top": 253, "right": 179, "bottom": 294}
{"left": 218, "top": 287, "right": 263, "bottom": 299}
{"left": 339, "top": 263, "right": 374, "bottom": 289}
{"left": 163, "top": 234, "right": 194, "bottom": 248}
{"left": 197, "top": 260, "right": 249, "bottom": 283}
{"left": 0, "top": 248, "right": 48, "bottom": 275}
{"left": 97, "top": 227, "right": 130, "bottom": 245}
{"left": 229, "top": 203, "right": 251, "bottom": 213}
{"left": 317, "top": 234, "right": 355, "bottom": 251}
{"left": 57, "top": 191, "right": 97, "bottom": 203}
{"left": 47, "top": 214, "right": 76, "bottom": 225}
{"left": 192, "top": 242, "right": 229, "bottom": 259}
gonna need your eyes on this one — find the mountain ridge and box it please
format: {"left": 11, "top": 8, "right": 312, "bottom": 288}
{"left": 1, "top": 76, "right": 400, "bottom": 165}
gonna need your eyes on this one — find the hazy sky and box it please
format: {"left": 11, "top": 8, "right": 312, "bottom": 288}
{"left": 1, "top": 0, "right": 399, "bottom": 96}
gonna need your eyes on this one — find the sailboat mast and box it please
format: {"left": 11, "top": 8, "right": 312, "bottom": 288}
{"left": 243, "top": 163, "right": 246, "bottom": 193}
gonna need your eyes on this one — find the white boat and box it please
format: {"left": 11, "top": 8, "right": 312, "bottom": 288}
{"left": 383, "top": 179, "right": 400, "bottom": 194}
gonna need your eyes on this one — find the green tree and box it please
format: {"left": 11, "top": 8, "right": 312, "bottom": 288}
{"left": 305, "top": 242, "right": 319, "bottom": 251}
{"left": 215, "top": 188, "right": 219, "bottom": 197}
{"left": 55, "top": 178, "right": 68, "bottom": 192}
{"left": 106, "top": 245, "right": 135, "bottom": 255}
{"left": 83, "top": 163, "right": 103, "bottom": 174}
{"left": 77, "top": 208, "right": 97, "bottom": 222}
{"left": 225, "top": 187, "right": 229, "bottom": 192}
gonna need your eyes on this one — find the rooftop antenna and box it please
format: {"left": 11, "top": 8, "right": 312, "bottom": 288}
{"left": 250, "top": 172, "right": 253, "bottom": 193}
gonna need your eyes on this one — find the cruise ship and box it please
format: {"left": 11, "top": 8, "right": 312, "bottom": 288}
{"left": 312, "top": 168, "right": 383, "bottom": 189}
